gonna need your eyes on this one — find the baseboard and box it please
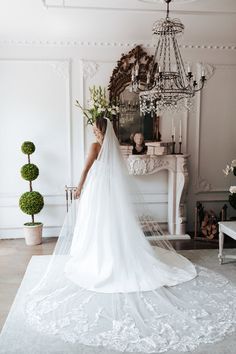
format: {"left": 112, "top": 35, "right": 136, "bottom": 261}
{"left": 147, "top": 234, "right": 191, "bottom": 240}
{"left": 0, "top": 226, "right": 61, "bottom": 239}
{"left": 0, "top": 228, "right": 191, "bottom": 241}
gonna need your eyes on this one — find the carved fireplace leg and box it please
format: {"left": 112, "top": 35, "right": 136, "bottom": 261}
{"left": 168, "top": 170, "right": 176, "bottom": 235}
{"left": 175, "top": 157, "right": 189, "bottom": 235}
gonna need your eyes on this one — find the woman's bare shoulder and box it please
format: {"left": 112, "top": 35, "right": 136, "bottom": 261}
{"left": 89, "top": 142, "right": 101, "bottom": 157}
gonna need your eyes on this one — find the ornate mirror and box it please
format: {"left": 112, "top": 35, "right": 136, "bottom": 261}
{"left": 108, "top": 45, "right": 161, "bottom": 144}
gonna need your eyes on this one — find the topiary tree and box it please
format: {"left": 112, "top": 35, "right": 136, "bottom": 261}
{"left": 19, "top": 141, "right": 44, "bottom": 225}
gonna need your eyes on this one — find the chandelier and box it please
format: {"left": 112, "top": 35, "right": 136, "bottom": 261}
{"left": 131, "top": 0, "right": 206, "bottom": 114}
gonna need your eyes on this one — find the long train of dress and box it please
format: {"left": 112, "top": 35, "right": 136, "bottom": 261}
{"left": 23, "top": 119, "right": 236, "bottom": 352}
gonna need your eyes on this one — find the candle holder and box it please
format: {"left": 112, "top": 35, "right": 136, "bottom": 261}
{"left": 171, "top": 135, "right": 176, "bottom": 154}
{"left": 177, "top": 141, "right": 183, "bottom": 155}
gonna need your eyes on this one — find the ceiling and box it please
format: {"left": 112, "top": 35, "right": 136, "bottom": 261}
{"left": 0, "top": 0, "right": 236, "bottom": 44}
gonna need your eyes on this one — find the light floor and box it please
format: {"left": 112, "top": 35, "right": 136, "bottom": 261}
{"left": 0, "top": 238, "right": 56, "bottom": 331}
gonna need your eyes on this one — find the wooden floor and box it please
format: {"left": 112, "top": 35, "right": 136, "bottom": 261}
{"left": 0, "top": 235, "right": 236, "bottom": 331}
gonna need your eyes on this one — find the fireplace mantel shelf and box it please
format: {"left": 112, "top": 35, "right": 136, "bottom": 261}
{"left": 126, "top": 154, "right": 190, "bottom": 237}
{"left": 126, "top": 154, "right": 189, "bottom": 176}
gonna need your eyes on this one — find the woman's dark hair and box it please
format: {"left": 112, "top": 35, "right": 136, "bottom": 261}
{"left": 95, "top": 116, "right": 107, "bottom": 135}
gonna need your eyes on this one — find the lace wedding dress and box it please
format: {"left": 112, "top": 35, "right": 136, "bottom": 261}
{"left": 2, "top": 118, "right": 236, "bottom": 353}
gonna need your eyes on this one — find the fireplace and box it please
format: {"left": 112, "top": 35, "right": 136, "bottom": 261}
{"left": 126, "top": 154, "right": 190, "bottom": 239}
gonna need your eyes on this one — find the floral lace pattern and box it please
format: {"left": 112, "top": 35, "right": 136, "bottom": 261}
{"left": 25, "top": 265, "right": 236, "bottom": 353}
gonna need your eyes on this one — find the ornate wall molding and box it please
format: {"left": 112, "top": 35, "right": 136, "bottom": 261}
{"left": 0, "top": 60, "right": 72, "bottom": 184}
{"left": 82, "top": 61, "right": 100, "bottom": 80}
{"left": 50, "top": 61, "right": 70, "bottom": 80}
{"left": 0, "top": 58, "right": 72, "bottom": 238}
{"left": 194, "top": 63, "right": 236, "bottom": 194}
{"left": 0, "top": 39, "right": 236, "bottom": 51}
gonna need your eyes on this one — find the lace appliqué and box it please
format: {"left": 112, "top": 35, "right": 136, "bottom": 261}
{"left": 25, "top": 266, "right": 236, "bottom": 353}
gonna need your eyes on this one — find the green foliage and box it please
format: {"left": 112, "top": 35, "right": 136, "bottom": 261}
{"left": 20, "top": 164, "right": 39, "bottom": 181}
{"left": 19, "top": 191, "right": 44, "bottom": 215}
{"left": 21, "top": 141, "right": 35, "bottom": 155}
{"left": 229, "top": 193, "right": 236, "bottom": 209}
{"left": 24, "top": 222, "right": 42, "bottom": 226}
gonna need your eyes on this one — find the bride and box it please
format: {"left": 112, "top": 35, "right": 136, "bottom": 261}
{"left": 2, "top": 116, "right": 236, "bottom": 353}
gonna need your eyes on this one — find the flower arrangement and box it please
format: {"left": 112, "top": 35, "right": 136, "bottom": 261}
{"left": 223, "top": 159, "right": 236, "bottom": 209}
{"left": 75, "top": 86, "right": 119, "bottom": 125}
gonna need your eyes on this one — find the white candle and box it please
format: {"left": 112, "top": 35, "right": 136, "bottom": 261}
{"left": 171, "top": 118, "right": 174, "bottom": 136}
{"left": 187, "top": 63, "right": 191, "bottom": 73}
{"left": 173, "top": 127, "right": 176, "bottom": 142}
{"left": 179, "top": 119, "right": 182, "bottom": 140}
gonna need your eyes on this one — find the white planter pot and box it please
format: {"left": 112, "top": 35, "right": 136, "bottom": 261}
{"left": 23, "top": 223, "right": 43, "bottom": 246}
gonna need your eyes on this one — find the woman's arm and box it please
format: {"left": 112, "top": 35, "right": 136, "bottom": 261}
{"left": 74, "top": 143, "right": 100, "bottom": 199}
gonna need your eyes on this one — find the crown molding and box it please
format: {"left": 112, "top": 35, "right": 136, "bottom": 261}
{"left": 0, "top": 39, "right": 236, "bottom": 50}
{"left": 41, "top": 1, "right": 236, "bottom": 16}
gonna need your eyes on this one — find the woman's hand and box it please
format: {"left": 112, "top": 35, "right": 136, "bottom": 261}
{"left": 74, "top": 187, "right": 82, "bottom": 199}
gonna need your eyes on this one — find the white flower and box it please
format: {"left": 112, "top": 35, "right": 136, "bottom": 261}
{"left": 229, "top": 186, "right": 236, "bottom": 194}
{"left": 223, "top": 165, "right": 233, "bottom": 176}
{"left": 231, "top": 160, "right": 236, "bottom": 167}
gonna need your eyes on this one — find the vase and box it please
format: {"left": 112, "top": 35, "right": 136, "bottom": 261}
{"left": 23, "top": 223, "right": 43, "bottom": 245}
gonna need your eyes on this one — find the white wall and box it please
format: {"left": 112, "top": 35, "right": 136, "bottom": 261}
{"left": 0, "top": 40, "right": 236, "bottom": 238}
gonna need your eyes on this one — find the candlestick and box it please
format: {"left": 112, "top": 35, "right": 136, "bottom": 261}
{"left": 171, "top": 135, "right": 176, "bottom": 154}
{"left": 177, "top": 141, "right": 183, "bottom": 155}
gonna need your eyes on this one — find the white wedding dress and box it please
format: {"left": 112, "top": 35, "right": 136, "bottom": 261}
{"left": 1, "top": 118, "right": 236, "bottom": 353}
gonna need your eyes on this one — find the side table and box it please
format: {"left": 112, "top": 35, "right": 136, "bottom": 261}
{"left": 218, "top": 221, "right": 236, "bottom": 264}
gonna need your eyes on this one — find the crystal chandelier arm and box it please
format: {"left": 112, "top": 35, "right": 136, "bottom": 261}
{"left": 193, "top": 77, "right": 206, "bottom": 92}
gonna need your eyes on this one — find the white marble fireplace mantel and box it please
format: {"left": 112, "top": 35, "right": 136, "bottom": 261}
{"left": 126, "top": 154, "right": 190, "bottom": 239}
